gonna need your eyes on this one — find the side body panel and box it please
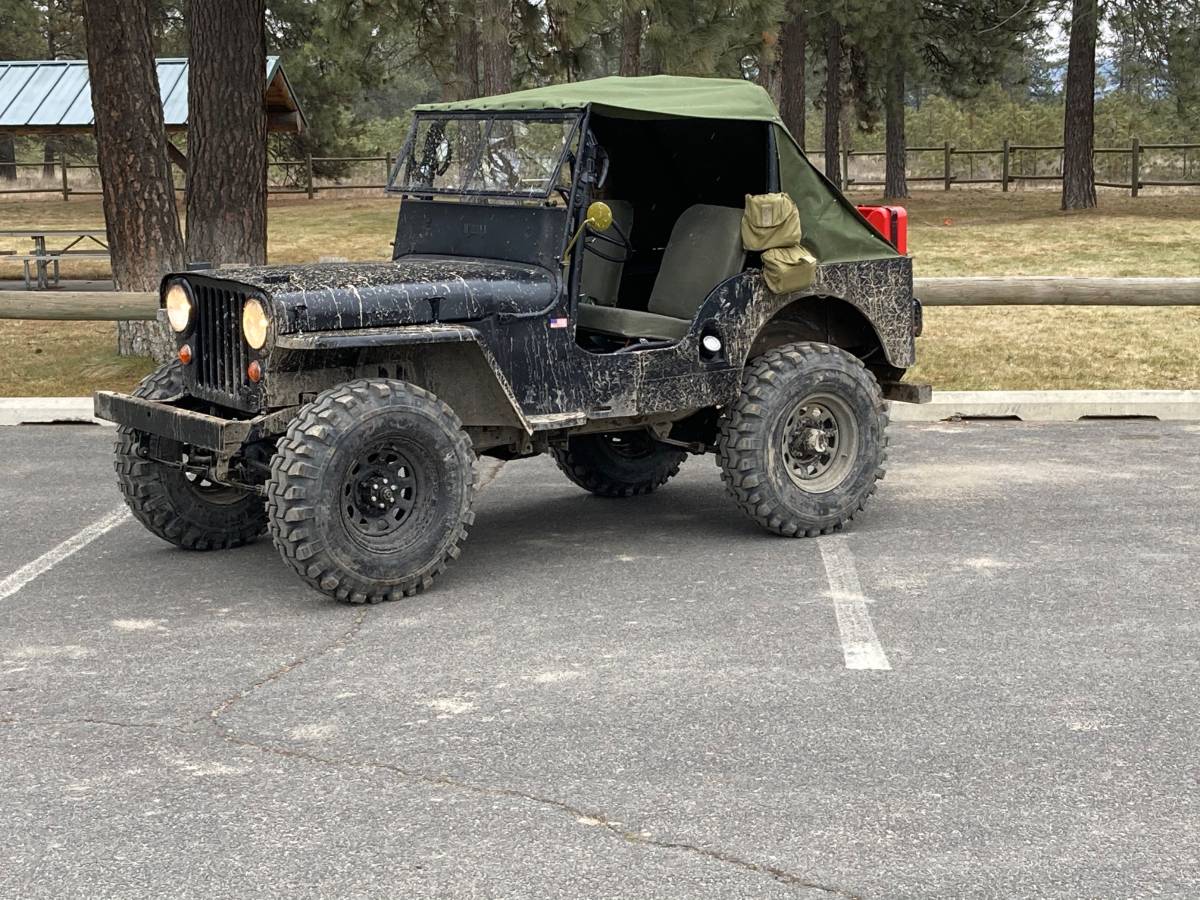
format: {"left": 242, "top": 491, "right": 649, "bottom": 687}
{"left": 360, "top": 255, "right": 915, "bottom": 425}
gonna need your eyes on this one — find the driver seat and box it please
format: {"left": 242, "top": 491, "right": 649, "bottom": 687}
{"left": 577, "top": 204, "right": 745, "bottom": 342}
{"left": 579, "top": 199, "right": 634, "bottom": 307}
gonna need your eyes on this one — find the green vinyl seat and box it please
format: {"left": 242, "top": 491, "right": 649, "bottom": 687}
{"left": 579, "top": 199, "right": 634, "bottom": 307}
{"left": 578, "top": 203, "right": 745, "bottom": 342}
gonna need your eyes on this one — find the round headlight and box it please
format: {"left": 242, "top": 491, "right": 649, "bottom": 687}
{"left": 242, "top": 297, "right": 270, "bottom": 350}
{"left": 164, "top": 282, "right": 192, "bottom": 333}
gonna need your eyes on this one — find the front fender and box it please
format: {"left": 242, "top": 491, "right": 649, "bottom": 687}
{"left": 271, "top": 324, "right": 530, "bottom": 432}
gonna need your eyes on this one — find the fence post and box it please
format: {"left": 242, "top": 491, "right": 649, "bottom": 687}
{"left": 943, "top": 141, "right": 952, "bottom": 191}
{"left": 60, "top": 153, "right": 69, "bottom": 201}
{"left": 384, "top": 153, "right": 391, "bottom": 187}
{"left": 305, "top": 153, "right": 314, "bottom": 200}
{"left": 840, "top": 147, "right": 849, "bottom": 190}
{"left": 1130, "top": 137, "right": 1140, "bottom": 198}
{"left": 1001, "top": 139, "right": 1010, "bottom": 192}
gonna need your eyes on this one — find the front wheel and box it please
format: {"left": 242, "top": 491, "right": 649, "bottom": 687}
{"left": 266, "top": 379, "right": 475, "bottom": 604}
{"left": 717, "top": 342, "right": 888, "bottom": 537}
{"left": 115, "top": 361, "right": 267, "bottom": 550}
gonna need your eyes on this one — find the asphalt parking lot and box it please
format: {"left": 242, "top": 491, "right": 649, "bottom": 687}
{"left": 1, "top": 421, "right": 1198, "bottom": 899}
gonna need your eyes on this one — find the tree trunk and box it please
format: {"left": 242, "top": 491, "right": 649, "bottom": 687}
{"left": 756, "top": 32, "right": 777, "bottom": 97}
{"left": 443, "top": 16, "right": 480, "bottom": 101}
{"left": 619, "top": 3, "right": 642, "bottom": 76}
{"left": 479, "top": 0, "right": 512, "bottom": 95}
{"left": 42, "top": 141, "right": 56, "bottom": 179}
{"left": 1061, "top": 0, "right": 1098, "bottom": 210}
{"left": 185, "top": 0, "right": 267, "bottom": 267}
{"left": 823, "top": 17, "right": 843, "bottom": 186}
{"left": 82, "top": 0, "right": 184, "bottom": 362}
{"left": 779, "top": 3, "right": 806, "bottom": 148}
{"left": 0, "top": 135, "right": 15, "bottom": 181}
{"left": 884, "top": 57, "right": 908, "bottom": 199}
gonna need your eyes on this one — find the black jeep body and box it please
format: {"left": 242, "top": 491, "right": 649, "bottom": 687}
{"left": 95, "top": 76, "right": 927, "bottom": 603}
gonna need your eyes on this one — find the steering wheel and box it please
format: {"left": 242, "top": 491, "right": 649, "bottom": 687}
{"left": 584, "top": 215, "right": 633, "bottom": 263}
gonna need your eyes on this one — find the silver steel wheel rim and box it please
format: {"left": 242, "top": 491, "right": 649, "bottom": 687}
{"left": 781, "top": 392, "right": 859, "bottom": 492}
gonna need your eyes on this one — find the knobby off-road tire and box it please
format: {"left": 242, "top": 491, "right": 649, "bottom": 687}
{"left": 552, "top": 431, "right": 687, "bottom": 498}
{"left": 266, "top": 379, "right": 475, "bottom": 604}
{"left": 717, "top": 342, "right": 888, "bottom": 537}
{"left": 114, "top": 361, "right": 268, "bottom": 550}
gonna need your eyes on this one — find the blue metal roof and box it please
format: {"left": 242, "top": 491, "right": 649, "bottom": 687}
{"left": 0, "top": 56, "right": 304, "bottom": 131}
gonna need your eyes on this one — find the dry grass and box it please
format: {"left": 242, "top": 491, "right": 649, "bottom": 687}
{"left": 908, "top": 306, "right": 1200, "bottom": 390}
{"left": 2, "top": 190, "right": 1199, "bottom": 395}
{"left": 0, "top": 320, "right": 156, "bottom": 396}
{"left": 859, "top": 188, "right": 1200, "bottom": 277}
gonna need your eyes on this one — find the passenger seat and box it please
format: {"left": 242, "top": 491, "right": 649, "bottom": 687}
{"left": 577, "top": 204, "right": 745, "bottom": 342}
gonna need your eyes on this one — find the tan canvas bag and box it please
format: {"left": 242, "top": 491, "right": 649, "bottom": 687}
{"left": 762, "top": 244, "right": 818, "bottom": 294}
{"left": 740, "top": 193, "right": 802, "bottom": 251}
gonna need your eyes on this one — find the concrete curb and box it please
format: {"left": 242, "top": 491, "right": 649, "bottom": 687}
{"left": 3, "top": 390, "right": 1200, "bottom": 427}
{"left": 888, "top": 390, "right": 1200, "bottom": 422}
{"left": 0, "top": 397, "right": 108, "bottom": 426}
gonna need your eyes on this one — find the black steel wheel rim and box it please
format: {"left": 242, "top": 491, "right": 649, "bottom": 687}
{"left": 340, "top": 439, "right": 420, "bottom": 542}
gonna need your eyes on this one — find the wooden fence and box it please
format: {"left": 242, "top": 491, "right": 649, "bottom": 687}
{"left": 830, "top": 139, "right": 1200, "bottom": 196}
{"left": 0, "top": 154, "right": 395, "bottom": 200}
{"left": 3, "top": 277, "right": 1199, "bottom": 321}
{"left": 2, "top": 140, "right": 1198, "bottom": 199}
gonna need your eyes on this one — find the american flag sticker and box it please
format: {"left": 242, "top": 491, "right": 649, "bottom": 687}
{"left": 549, "top": 317, "right": 569, "bottom": 329}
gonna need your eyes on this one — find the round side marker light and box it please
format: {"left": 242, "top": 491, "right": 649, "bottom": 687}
{"left": 247, "top": 360, "right": 263, "bottom": 383}
{"left": 178, "top": 344, "right": 193, "bottom": 365}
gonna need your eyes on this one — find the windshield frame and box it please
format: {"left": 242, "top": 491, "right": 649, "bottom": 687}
{"left": 387, "top": 109, "right": 585, "bottom": 201}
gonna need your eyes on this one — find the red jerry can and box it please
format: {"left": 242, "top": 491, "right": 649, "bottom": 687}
{"left": 856, "top": 205, "right": 908, "bottom": 255}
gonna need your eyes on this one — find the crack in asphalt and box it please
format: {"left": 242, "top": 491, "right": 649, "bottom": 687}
{"left": 206, "top": 607, "right": 861, "bottom": 900}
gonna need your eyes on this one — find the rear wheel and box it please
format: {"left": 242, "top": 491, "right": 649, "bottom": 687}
{"left": 266, "top": 379, "right": 475, "bottom": 603}
{"left": 717, "top": 342, "right": 887, "bottom": 536}
{"left": 552, "top": 430, "right": 687, "bottom": 498}
{"left": 114, "top": 361, "right": 267, "bottom": 550}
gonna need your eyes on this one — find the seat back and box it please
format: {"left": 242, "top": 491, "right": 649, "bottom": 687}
{"left": 579, "top": 199, "right": 634, "bottom": 307}
{"left": 647, "top": 204, "right": 746, "bottom": 321}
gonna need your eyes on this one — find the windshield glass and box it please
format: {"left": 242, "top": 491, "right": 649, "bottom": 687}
{"left": 390, "top": 114, "right": 581, "bottom": 198}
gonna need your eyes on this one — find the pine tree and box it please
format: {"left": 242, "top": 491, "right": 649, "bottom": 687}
{"left": 81, "top": 0, "right": 185, "bottom": 361}
{"left": 1062, "top": 0, "right": 1099, "bottom": 209}
{"left": 778, "top": 0, "right": 806, "bottom": 147}
{"left": 480, "top": 0, "right": 514, "bottom": 95}
{"left": 186, "top": 0, "right": 268, "bottom": 266}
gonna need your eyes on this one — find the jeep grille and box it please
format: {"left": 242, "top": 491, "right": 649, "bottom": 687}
{"left": 191, "top": 283, "right": 250, "bottom": 405}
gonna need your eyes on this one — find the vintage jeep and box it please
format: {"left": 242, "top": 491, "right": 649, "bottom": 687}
{"left": 94, "top": 75, "right": 928, "bottom": 604}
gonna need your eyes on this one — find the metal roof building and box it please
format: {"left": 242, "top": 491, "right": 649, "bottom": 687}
{"left": 0, "top": 56, "right": 306, "bottom": 134}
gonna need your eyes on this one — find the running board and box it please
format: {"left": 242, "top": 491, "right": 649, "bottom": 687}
{"left": 880, "top": 381, "right": 932, "bottom": 404}
{"left": 526, "top": 412, "right": 589, "bottom": 431}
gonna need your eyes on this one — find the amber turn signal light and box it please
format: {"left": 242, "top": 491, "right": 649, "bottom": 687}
{"left": 178, "top": 344, "right": 193, "bottom": 365}
{"left": 247, "top": 360, "right": 262, "bottom": 383}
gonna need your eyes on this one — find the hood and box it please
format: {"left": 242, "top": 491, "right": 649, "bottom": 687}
{"left": 195, "top": 257, "right": 558, "bottom": 333}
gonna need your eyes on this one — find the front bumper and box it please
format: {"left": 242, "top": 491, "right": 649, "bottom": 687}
{"left": 94, "top": 391, "right": 255, "bottom": 453}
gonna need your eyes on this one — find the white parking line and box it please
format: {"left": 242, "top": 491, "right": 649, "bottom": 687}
{"left": 0, "top": 506, "right": 131, "bottom": 603}
{"left": 818, "top": 535, "right": 892, "bottom": 671}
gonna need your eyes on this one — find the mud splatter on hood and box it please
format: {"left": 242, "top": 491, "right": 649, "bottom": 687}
{"left": 190, "top": 256, "right": 558, "bottom": 333}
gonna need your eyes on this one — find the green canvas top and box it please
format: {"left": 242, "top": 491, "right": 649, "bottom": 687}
{"left": 415, "top": 75, "right": 784, "bottom": 122}
{"left": 415, "top": 76, "right": 898, "bottom": 264}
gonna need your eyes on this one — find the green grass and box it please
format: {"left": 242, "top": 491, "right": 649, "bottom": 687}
{"left": 2, "top": 189, "right": 1199, "bottom": 395}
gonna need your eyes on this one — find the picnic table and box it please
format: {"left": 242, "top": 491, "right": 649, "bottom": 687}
{"left": 0, "top": 229, "right": 110, "bottom": 290}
